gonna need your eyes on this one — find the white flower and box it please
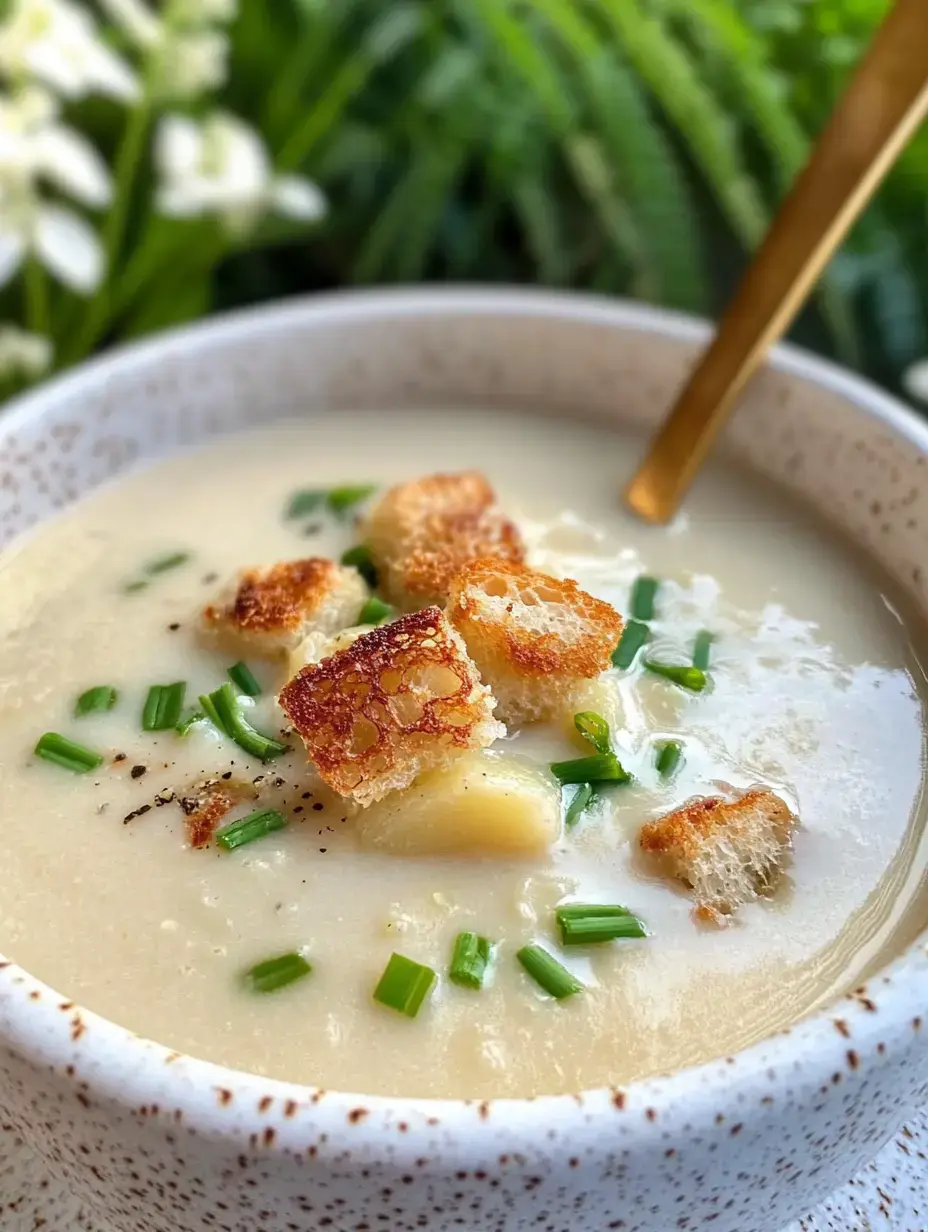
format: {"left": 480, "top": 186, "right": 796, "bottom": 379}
{"left": 154, "top": 112, "right": 326, "bottom": 234}
{"left": 96, "top": 0, "right": 161, "bottom": 49}
{"left": 0, "top": 0, "right": 139, "bottom": 101}
{"left": 152, "top": 27, "right": 229, "bottom": 100}
{"left": 0, "top": 323, "right": 52, "bottom": 380}
{"left": 904, "top": 360, "right": 928, "bottom": 405}
{"left": 0, "top": 87, "right": 108, "bottom": 291}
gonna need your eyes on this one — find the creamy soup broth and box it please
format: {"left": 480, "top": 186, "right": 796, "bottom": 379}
{"left": 0, "top": 407, "right": 926, "bottom": 1098}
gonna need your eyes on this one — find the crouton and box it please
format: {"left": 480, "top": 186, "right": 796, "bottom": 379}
{"left": 364, "top": 471, "right": 524, "bottom": 609}
{"left": 203, "top": 558, "right": 366, "bottom": 656}
{"left": 446, "top": 558, "right": 624, "bottom": 724}
{"left": 287, "top": 623, "right": 375, "bottom": 678}
{"left": 638, "top": 789, "right": 797, "bottom": 918}
{"left": 278, "top": 606, "right": 504, "bottom": 806}
{"left": 355, "top": 750, "right": 561, "bottom": 856}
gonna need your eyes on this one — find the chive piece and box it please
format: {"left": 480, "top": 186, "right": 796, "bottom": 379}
{"left": 217, "top": 809, "right": 287, "bottom": 852}
{"left": 198, "top": 692, "right": 229, "bottom": 736}
{"left": 556, "top": 907, "right": 648, "bottom": 946}
{"left": 123, "top": 579, "right": 148, "bottom": 594}
{"left": 34, "top": 732, "right": 104, "bottom": 773}
{"left": 555, "top": 903, "right": 634, "bottom": 920}
{"left": 656, "top": 739, "right": 683, "bottom": 779}
{"left": 206, "top": 683, "right": 288, "bottom": 761}
{"left": 358, "top": 596, "right": 394, "bottom": 626}
{"left": 374, "top": 953, "right": 436, "bottom": 1018}
{"left": 328, "top": 484, "right": 376, "bottom": 517}
{"left": 142, "top": 682, "right": 187, "bottom": 731}
{"left": 573, "top": 710, "right": 611, "bottom": 756}
{"left": 341, "top": 544, "right": 378, "bottom": 588}
{"left": 145, "top": 551, "right": 190, "bottom": 576}
{"left": 176, "top": 709, "right": 206, "bottom": 737}
{"left": 245, "top": 952, "right": 312, "bottom": 994}
{"left": 611, "top": 619, "right": 649, "bottom": 669}
{"left": 550, "top": 752, "right": 630, "bottom": 786}
{"left": 75, "top": 686, "right": 118, "bottom": 717}
{"left": 565, "top": 782, "right": 594, "bottom": 828}
{"left": 692, "top": 630, "right": 714, "bottom": 671}
{"left": 227, "top": 661, "right": 262, "bottom": 698}
{"left": 285, "top": 489, "right": 326, "bottom": 520}
{"left": 449, "top": 933, "right": 493, "bottom": 990}
{"left": 630, "top": 575, "right": 659, "bottom": 622}
{"left": 517, "top": 945, "right": 583, "bottom": 999}
{"left": 644, "top": 661, "right": 708, "bottom": 692}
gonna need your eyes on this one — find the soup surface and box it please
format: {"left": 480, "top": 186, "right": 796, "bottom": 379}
{"left": 0, "top": 408, "right": 926, "bottom": 1098}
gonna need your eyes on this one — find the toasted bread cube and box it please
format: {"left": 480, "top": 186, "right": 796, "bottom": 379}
{"left": 278, "top": 606, "right": 504, "bottom": 806}
{"left": 355, "top": 750, "right": 560, "bottom": 856}
{"left": 638, "top": 789, "right": 797, "bottom": 918}
{"left": 288, "top": 623, "right": 376, "bottom": 678}
{"left": 203, "top": 558, "right": 366, "bottom": 657}
{"left": 446, "top": 558, "right": 624, "bottom": 725}
{"left": 364, "top": 471, "right": 524, "bottom": 609}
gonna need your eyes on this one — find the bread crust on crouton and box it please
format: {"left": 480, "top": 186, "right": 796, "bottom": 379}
{"left": 278, "top": 606, "right": 503, "bottom": 806}
{"left": 364, "top": 472, "right": 524, "bottom": 609}
{"left": 203, "top": 558, "right": 366, "bottom": 654}
{"left": 447, "top": 558, "right": 623, "bottom": 723}
{"left": 639, "top": 789, "right": 796, "bottom": 918}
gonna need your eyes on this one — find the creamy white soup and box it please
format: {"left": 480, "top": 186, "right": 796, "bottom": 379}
{"left": 0, "top": 407, "right": 926, "bottom": 1099}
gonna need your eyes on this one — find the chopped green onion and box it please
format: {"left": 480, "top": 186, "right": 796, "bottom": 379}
{"left": 75, "top": 686, "right": 117, "bottom": 717}
{"left": 34, "top": 732, "right": 104, "bottom": 774}
{"left": 285, "top": 489, "right": 326, "bottom": 520}
{"left": 373, "top": 953, "right": 436, "bottom": 1018}
{"left": 517, "top": 945, "right": 583, "bottom": 999}
{"left": 550, "top": 752, "right": 630, "bottom": 786}
{"left": 341, "top": 544, "right": 378, "bottom": 587}
{"left": 656, "top": 740, "right": 683, "bottom": 780}
{"left": 644, "top": 661, "right": 707, "bottom": 692}
{"left": 175, "top": 709, "right": 206, "bottom": 737}
{"left": 630, "top": 575, "right": 659, "bottom": 622}
{"left": 142, "top": 682, "right": 187, "bottom": 732}
{"left": 574, "top": 710, "right": 611, "bottom": 756}
{"left": 227, "top": 661, "right": 262, "bottom": 698}
{"left": 328, "top": 484, "right": 376, "bottom": 516}
{"left": 692, "top": 630, "right": 714, "bottom": 671}
{"left": 564, "top": 782, "right": 594, "bottom": 828}
{"left": 611, "top": 619, "right": 649, "bottom": 669}
{"left": 449, "top": 933, "right": 493, "bottom": 990}
{"left": 204, "top": 683, "right": 288, "bottom": 760}
{"left": 145, "top": 551, "right": 191, "bottom": 576}
{"left": 198, "top": 691, "right": 229, "bottom": 736}
{"left": 555, "top": 903, "right": 633, "bottom": 921}
{"left": 358, "top": 596, "right": 394, "bottom": 626}
{"left": 556, "top": 905, "right": 648, "bottom": 946}
{"left": 216, "top": 809, "right": 287, "bottom": 852}
{"left": 245, "top": 952, "right": 312, "bottom": 994}
{"left": 122, "top": 579, "right": 148, "bottom": 594}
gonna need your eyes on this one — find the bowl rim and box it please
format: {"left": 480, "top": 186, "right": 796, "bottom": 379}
{"left": 1, "top": 285, "right": 927, "bottom": 1149}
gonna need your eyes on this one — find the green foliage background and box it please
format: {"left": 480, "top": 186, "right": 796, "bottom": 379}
{"left": 62, "top": 1, "right": 928, "bottom": 391}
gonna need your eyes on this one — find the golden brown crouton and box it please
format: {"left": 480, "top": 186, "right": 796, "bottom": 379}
{"left": 278, "top": 606, "right": 504, "bottom": 806}
{"left": 638, "top": 789, "right": 797, "bottom": 919}
{"left": 364, "top": 471, "right": 524, "bottom": 609}
{"left": 203, "top": 558, "right": 366, "bottom": 656}
{"left": 446, "top": 558, "right": 623, "bottom": 724}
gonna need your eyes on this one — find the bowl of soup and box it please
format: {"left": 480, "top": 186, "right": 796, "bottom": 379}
{"left": 0, "top": 288, "right": 926, "bottom": 1232}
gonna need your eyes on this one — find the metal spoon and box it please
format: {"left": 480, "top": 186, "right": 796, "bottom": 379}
{"left": 625, "top": 0, "right": 928, "bottom": 526}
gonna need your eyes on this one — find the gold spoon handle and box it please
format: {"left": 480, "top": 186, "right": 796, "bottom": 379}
{"left": 625, "top": 0, "right": 928, "bottom": 525}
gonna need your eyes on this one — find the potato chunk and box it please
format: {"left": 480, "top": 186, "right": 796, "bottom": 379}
{"left": 203, "top": 558, "right": 366, "bottom": 657}
{"left": 364, "top": 471, "right": 524, "bottom": 609}
{"left": 356, "top": 750, "right": 560, "bottom": 856}
{"left": 638, "top": 789, "right": 797, "bottom": 919}
{"left": 447, "top": 558, "right": 623, "bottom": 724}
{"left": 278, "top": 606, "right": 504, "bottom": 806}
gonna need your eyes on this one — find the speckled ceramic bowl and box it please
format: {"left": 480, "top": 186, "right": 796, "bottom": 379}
{"left": 1, "top": 289, "right": 927, "bottom": 1232}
